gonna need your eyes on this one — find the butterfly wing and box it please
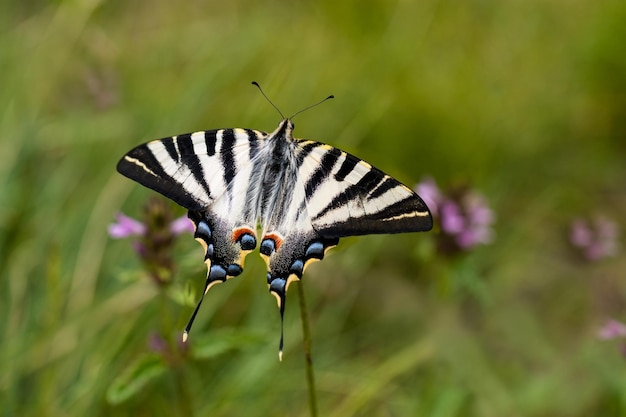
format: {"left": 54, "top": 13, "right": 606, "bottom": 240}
{"left": 259, "top": 138, "right": 432, "bottom": 302}
{"left": 117, "top": 128, "right": 267, "bottom": 338}
{"left": 256, "top": 139, "right": 432, "bottom": 358}
{"left": 117, "top": 128, "right": 265, "bottom": 211}
{"left": 298, "top": 141, "right": 433, "bottom": 237}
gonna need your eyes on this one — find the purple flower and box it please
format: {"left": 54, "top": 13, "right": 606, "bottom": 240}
{"left": 414, "top": 178, "right": 495, "bottom": 251}
{"left": 570, "top": 216, "right": 619, "bottom": 261}
{"left": 110, "top": 200, "right": 195, "bottom": 287}
{"left": 108, "top": 213, "right": 147, "bottom": 238}
{"left": 169, "top": 216, "right": 195, "bottom": 235}
{"left": 598, "top": 319, "right": 626, "bottom": 340}
{"left": 415, "top": 177, "right": 442, "bottom": 217}
{"left": 109, "top": 213, "right": 193, "bottom": 239}
{"left": 440, "top": 201, "right": 465, "bottom": 234}
{"left": 598, "top": 319, "right": 626, "bottom": 358}
{"left": 456, "top": 193, "right": 495, "bottom": 248}
{"left": 147, "top": 332, "right": 169, "bottom": 353}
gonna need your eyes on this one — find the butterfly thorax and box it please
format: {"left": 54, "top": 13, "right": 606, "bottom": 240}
{"left": 251, "top": 119, "right": 303, "bottom": 233}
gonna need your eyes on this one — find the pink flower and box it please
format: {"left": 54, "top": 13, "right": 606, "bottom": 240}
{"left": 109, "top": 200, "right": 194, "bottom": 286}
{"left": 169, "top": 216, "right": 195, "bottom": 235}
{"left": 456, "top": 193, "right": 495, "bottom": 248}
{"left": 440, "top": 201, "right": 465, "bottom": 234}
{"left": 414, "top": 178, "right": 495, "bottom": 251}
{"left": 108, "top": 213, "right": 146, "bottom": 238}
{"left": 570, "top": 217, "right": 619, "bottom": 261}
{"left": 415, "top": 177, "right": 442, "bottom": 217}
{"left": 109, "top": 213, "right": 193, "bottom": 239}
{"left": 598, "top": 319, "right": 626, "bottom": 340}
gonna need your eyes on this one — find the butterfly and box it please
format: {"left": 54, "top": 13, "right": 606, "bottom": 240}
{"left": 116, "top": 86, "right": 432, "bottom": 359}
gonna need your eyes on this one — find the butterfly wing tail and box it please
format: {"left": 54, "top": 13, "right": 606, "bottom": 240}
{"left": 260, "top": 231, "right": 339, "bottom": 359}
{"left": 182, "top": 210, "right": 257, "bottom": 340}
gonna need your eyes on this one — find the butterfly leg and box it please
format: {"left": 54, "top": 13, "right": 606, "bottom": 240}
{"left": 183, "top": 210, "right": 257, "bottom": 341}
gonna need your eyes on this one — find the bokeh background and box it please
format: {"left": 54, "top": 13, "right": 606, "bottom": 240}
{"left": 1, "top": 0, "right": 625, "bottom": 415}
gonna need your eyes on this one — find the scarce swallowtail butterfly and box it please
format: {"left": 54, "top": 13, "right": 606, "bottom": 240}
{"left": 116, "top": 83, "right": 433, "bottom": 359}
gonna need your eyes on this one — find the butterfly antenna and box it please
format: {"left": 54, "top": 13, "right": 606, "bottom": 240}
{"left": 252, "top": 81, "right": 285, "bottom": 119}
{"left": 289, "top": 94, "right": 334, "bottom": 120}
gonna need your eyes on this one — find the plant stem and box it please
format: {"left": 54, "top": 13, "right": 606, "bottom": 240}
{"left": 297, "top": 281, "right": 318, "bottom": 417}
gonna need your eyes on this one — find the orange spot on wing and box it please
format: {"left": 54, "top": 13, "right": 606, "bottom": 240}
{"left": 232, "top": 227, "right": 256, "bottom": 243}
{"left": 264, "top": 232, "right": 284, "bottom": 251}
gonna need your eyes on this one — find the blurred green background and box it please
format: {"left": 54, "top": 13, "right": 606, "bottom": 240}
{"left": 1, "top": 0, "right": 625, "bottom": 415}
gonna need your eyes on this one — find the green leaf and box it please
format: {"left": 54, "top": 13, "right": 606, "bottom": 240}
{"left": 166, "top": 280, "right": 198, "bottom": 307}
{"left": 106, "top": 354, "right": 167, "bottom": 405}
{"left": 190, "top": 328, "right": 265, "bottom": 360}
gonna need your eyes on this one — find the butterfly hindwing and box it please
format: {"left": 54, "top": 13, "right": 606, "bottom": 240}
{"left": 258, "top": 226, "right": 339, "bottom": 358}
{"left": 182, "top": 209, "right": 258, "bottom": 339}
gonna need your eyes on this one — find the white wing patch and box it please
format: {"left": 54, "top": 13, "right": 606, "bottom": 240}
{"left": 147, "top": 140, "right": 213, "bottom": 205}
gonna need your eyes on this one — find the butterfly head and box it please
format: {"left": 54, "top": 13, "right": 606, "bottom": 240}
{"left": 273, "top": 119, "right": 295, "bottom": 140}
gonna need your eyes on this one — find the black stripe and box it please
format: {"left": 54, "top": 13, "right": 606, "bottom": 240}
{"left": 355, "top": 168, "right": 382, "bottom": 190}
{"left": 205, "top": 130, "right": 217, "bottom": 156}
{"left": 295, "top": 199, "right": 308, "bottom": 222}
{"left": 312, "top": 169, "right": 381, "bottom": 221}
{"left": 162, "top": 138, "right": 180, "bottom": 162}
{"left": 246, "top": 129, "right": 260, "bottom": 161}
{"left": 117, "top": 146, "right": 203, "bottom": 211}
{"left": 176, "top": 133, "right": 194, "bottom": 155}
{"left": 121, "top": 146, "right": 171, "bottom": 182}
{"left": 310, "top": 187, "right": 349, "bottom": 221}
{"left": 220, "top": 129, "right": 237, "bottom": 186}
{"left": 241, "top": 130, "right": 261, "bottom": 221}
{"left": 367, "top": 176, "right": 399, "bottom": 200}
{"left": 304, "top": 147, "right": 341, "bottom": 197}
{"left": 334, "top": 154, "right": 358, "bottom": 181}
{"left": 367, "top": 195, "right": 421, "bottom": 220}
{"left": 296, "top": 141, "right": 321, "bottom": 168}
{"left": 177, "top": 134, "right": 212, "bottom": 199}
{"left": 317, "top": 196, "right": 432, "bottom": 237}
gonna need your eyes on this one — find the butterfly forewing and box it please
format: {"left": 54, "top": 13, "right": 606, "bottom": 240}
{"left": 117, "top": 118, "right": 432, "bottom": 358}
{"left": 295, "top": 141, "right": 432, "bottom": 238}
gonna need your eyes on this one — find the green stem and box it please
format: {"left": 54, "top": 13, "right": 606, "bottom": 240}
{"left": 297, "top": 281, "right": 318, "bottom": 417}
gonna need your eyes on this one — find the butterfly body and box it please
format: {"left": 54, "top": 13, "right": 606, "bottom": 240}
{"left": 117, "top": 118, "right": 432, "bottom": 355}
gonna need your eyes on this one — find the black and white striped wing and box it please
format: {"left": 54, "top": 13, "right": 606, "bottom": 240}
{"left": 261, "top": 140, "right": 432, "bottom": 289}
{"left": 117, "top": 128, "right": 267, "bottom": 338}
{"left": 258, "top": 139, "right": 432, "bottom": 357}
{"left": 117, "top": 128, "right": 265, "bottom": 212}
{"left": 296, "top": 141, "right": 432, "bottom": 238}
